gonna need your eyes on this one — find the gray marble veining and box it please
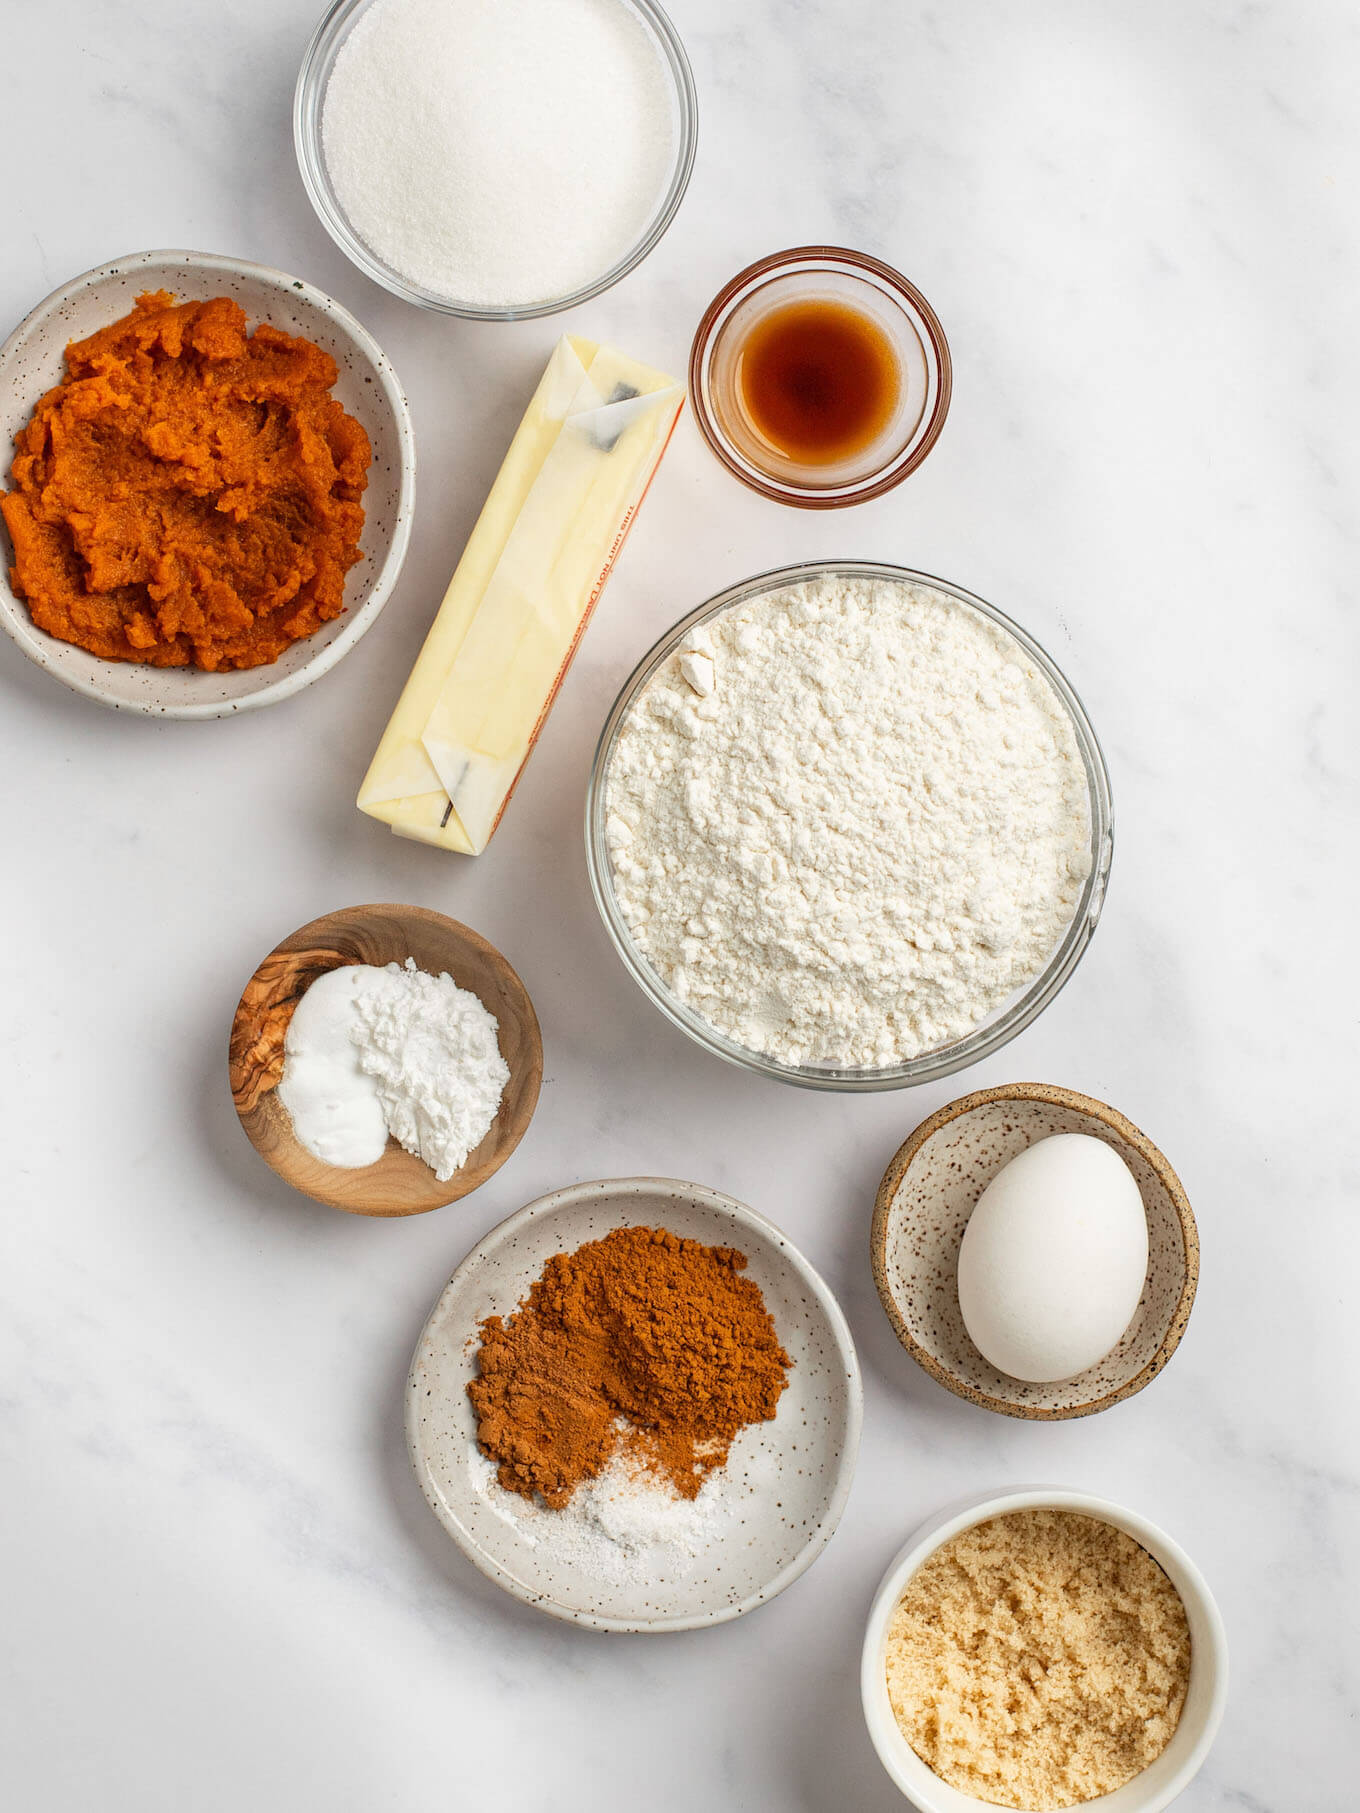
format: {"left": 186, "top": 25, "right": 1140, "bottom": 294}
{"left": 0, "top": 0, "right": 1356, "bottom": 1807}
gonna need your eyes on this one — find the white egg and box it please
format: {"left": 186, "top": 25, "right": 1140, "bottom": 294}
{"left": 957, "top": 1133, "right": 1149, "bottom": 1383}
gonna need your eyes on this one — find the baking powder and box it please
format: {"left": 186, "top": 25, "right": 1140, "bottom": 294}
{"left": 470, "top": 1424, "right": 768, "bottom": 1586}
{"left": 279, "top": 960, "right": 507, "bottom": 1180}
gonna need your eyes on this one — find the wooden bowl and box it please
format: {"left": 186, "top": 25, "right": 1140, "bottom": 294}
{"left": 229, "top": 904, "right": 542, "bottom": 1215}
{"left": 870, "top": 1083, "right": 1198, "bottom": 1420}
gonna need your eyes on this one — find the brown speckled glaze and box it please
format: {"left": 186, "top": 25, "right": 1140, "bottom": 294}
{"left": 870, "top": 1084, "right": 1198, "bottom": 1420}
{"left": 0, "top": 249, "right": 415, "bottom": 717}
{"left": 407, "top": 1178, "right": 864, "bottom": 1631}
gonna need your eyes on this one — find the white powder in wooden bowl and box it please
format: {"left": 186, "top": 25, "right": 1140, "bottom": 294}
{"left": 884, "top": 1509, "right": 1191, "bottom": 1810}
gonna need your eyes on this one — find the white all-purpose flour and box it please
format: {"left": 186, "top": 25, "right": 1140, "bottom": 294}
{"left": 605, "top": 575, "right": 1092, "bottom": 1068}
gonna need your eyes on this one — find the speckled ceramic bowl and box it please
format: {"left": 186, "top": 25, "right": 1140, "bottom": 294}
{"left": 862, "top": 1487, "right": 1229, "bottom": 1812}
{"left": 408, "top": 1177, "right": 863, "bottom": 1631}
{"left": 871, "top": 1084, "right": 1198, "bottom": 1419}
{"left": 0, "top": 249, "right": 414, "bottom": 716}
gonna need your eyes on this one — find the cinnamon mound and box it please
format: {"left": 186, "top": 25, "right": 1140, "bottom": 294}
{"left": 1, "top": 291, "right": 370, "bottom": 670}
{"left": 469, "top": 1225, "right": 792, "bottom": 1508}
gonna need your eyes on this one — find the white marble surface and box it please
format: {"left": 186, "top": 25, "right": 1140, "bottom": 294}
{"left": 1, "top": 0, "right": 1356, "bottom": 1806}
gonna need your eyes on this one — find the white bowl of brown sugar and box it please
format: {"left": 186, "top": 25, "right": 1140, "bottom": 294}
{"left": 861, "top": 1488, "right": 1228, "bottom": 1813}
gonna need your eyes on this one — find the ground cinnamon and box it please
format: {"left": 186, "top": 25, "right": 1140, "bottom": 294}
{"left": 469, "top": 1224, "right": 792, "bottom": 1508}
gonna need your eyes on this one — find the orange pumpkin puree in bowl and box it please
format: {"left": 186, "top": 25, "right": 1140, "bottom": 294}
{"left": 0, "top": 291, "right": 371, "bottom": 671}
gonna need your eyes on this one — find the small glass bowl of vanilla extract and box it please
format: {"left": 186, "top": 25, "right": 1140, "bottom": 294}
{"left": 689, "top": 247, "right": 951, "bottom": 507}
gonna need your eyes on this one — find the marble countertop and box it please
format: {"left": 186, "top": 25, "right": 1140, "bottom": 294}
{"left": 2, "top": 1, "right": 1355, "bottom": 1806}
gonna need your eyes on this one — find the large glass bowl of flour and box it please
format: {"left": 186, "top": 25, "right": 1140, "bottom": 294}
{"left": 295, "top": 0, "right": 697, "bottom": 319}
{"left": 586, "top": 563, "right": 1114, "bottom": 1090}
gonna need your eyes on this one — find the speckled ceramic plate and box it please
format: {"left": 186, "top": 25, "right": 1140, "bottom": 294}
{"left": 0, "top": 249, "right": 414, "bottom": 716}
{"left": 871, "top": 1084, "right": 1198, "bottom": 1419}
{"left": 408, "top": 1177, "right": 863, "bottom": 1631}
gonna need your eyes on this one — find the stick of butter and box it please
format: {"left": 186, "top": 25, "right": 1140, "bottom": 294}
{"left": 357, "top": 335, "right": 682, "bottom": 855}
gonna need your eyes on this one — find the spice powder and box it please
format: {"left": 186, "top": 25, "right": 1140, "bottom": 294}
{"left": 468, "top": 1225, "right": 792, "bottom": 1508}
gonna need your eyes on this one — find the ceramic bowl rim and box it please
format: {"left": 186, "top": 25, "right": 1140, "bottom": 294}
{"left": 869, "top": 1082, "right": 1200, "bottom": 1419}
{"left": 860, "top": 1485, "right": 1229, "bottom": 1812}
{"left": 0, "top": 247, "right": 415, "bottom": 718}
{"left": 405, "top": 1174, "right": 864, "bottom": 1631}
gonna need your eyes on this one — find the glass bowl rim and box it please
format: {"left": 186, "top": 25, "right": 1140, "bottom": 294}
{"left": 585, "top": 561, "right": 1114, "bottom": 1092}
{"left": 293, "top": 0, "right": 698, "bottom": 321}
{"left": 687, "top": 248, "right": 953, "bottom": 508}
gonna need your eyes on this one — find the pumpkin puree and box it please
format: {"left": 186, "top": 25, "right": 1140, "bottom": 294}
{"left": 0, "top": 291, "right": 371, "bottom": 671}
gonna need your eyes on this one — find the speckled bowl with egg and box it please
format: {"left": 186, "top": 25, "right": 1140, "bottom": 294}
{"left": 870, "top": 1083, "right": 1198, "bottom": 1419}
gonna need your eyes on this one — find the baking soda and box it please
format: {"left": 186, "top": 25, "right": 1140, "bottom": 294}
{"left": 322, "top": 0, "right": 678, "bottom": 307}
{"left": 278, "top": 960, "right": 507, "bottom": 1180}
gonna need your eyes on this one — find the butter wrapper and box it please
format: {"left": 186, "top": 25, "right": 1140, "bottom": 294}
{"left": 358, "top": 336, "right": 682, "bottom": 854}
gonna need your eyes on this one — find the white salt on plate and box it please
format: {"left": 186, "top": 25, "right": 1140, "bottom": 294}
{"left": 469, "top": 1426, "right": 772, "bottom": 1586}
{"left": 322, "top": 0, "right": 678, "bottom": 308}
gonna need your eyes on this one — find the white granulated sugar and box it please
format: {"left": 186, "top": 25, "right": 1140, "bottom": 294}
{"left": 470, "top": 1426, "right": 765, "bottom": 1586}
{"left": 322, "top": 0, "right": 676, "bottom": 307}
{"left": 606, "top": 576, "right": 1093, "bottom": 1068}
{"left": 351, "top": 959, "right": 508, "bottom": 1180}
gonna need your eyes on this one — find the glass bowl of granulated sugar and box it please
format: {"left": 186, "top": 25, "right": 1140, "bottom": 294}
{"left": 586, "top": 562, "right": 1115, "bottom": 1092}
{"left": 295, "top": 0, "right": 696, "bottom": 319}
